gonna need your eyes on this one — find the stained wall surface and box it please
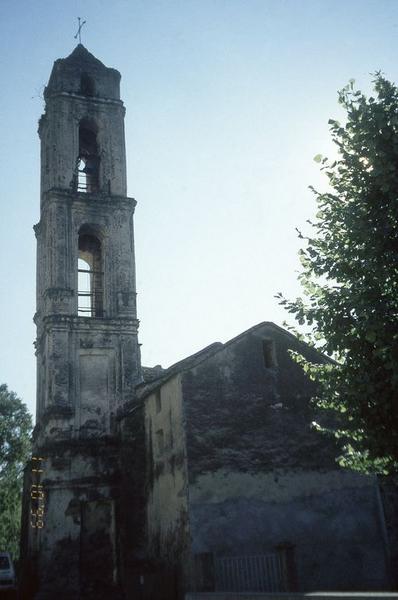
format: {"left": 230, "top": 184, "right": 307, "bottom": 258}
{"left": 180, "top": 323, "right": 390, "bottom": 591}
{"left": 144, "top": 374, "right": 192, "bottom": 591}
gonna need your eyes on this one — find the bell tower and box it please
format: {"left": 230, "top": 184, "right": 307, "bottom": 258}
{"left": 23, "top": 45, "right": 141, "bottom": 599}
{"left": 35, "top": 44, "right": 140, "bottom": 432}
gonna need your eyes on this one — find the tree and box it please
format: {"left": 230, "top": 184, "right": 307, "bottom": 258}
{"left": 0, "top": 384, "right": 32, "bottom": 558}
{"left": 278, "top": 74, "right": 398, "bottom": 475}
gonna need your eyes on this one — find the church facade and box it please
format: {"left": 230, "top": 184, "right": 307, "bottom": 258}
{"left": 20, "top": 46, "right": 396, "bottom": 600}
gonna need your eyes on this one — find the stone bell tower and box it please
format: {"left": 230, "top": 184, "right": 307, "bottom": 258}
{"left": 21, "top": 45, "right": 141, "bottom": 599}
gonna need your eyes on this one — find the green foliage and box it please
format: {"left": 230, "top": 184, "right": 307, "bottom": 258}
{"left": 0, "top": 384, "right": 32, "bottom": 558}
{"left": 278, "top": 74, "right": 398, "bottom": 475}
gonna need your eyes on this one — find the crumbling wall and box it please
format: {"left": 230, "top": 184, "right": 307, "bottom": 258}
{"left": 181, "top": 323, "right": 390, "bottom": 591}
{"left": 22, "top": 439, "right": 123, "bottom": 600}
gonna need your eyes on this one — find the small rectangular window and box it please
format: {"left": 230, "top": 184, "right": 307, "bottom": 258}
{"left": 156, "top": 429, "right": 164, "bottom": 452}
{"left": 155, "top": 389, "right": 161, "bottom": 413}
{"left": 263, "top": 339, "right": 277, "bottom": 368}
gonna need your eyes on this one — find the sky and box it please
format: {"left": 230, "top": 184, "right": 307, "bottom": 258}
{"left": 1, "top": 0, "right": 398, "bottom": 419}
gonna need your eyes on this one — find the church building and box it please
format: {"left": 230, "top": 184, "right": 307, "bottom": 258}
{"left": 19, "top": 46, "right": 397, "bottom": 600}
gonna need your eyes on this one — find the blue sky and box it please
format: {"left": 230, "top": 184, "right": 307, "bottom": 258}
{"left": 1, "top": 0, "right": 398, "bottom": 418}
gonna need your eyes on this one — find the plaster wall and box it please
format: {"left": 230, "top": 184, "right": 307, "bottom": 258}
{"left": 189, "top": 469, "right": 387, "bottom": 591}
{"left": 34, "top": 319, "right": 139, "bottom": 440}
{"left": 145, "top": 375, "right": 191, "bottom": 577}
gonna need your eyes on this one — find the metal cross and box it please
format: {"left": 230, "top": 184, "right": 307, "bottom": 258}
{"left": 74, "top": 17, "right": 86, "bottom": 44}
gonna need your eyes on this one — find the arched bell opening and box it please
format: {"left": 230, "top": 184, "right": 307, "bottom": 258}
{"left": 77, "top": 120, "right": 100, "bottom": 193}
{"left": 78, "top": 228, "right": 103, "bottom": 317}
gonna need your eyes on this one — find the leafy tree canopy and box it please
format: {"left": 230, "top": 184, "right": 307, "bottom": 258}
{"left": 0, "top": 384, "right": 32, "bottom": 558}
{"left": 278, "top": 74, "right": 398, "bottom": 475}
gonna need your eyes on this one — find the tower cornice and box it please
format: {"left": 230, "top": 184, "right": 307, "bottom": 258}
{"left": 44, "top": 90, "right": 124, "bottom": 107}
{"left": 40, "top": 188, "right": 137, "bottom": 212}
{"left": 40, "top": 314, "right": 140, "bottom": 331}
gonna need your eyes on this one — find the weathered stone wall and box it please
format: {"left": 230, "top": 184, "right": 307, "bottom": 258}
{"left": 39, "top": 96, "right": 127, "bottom": 197}
{"left": 181, "top": 323, "right": 390, "bottom": 592}
{"left": 182, "top": 324, "right": 335, "bottom": 478}
{"left": 22, "top": 439, "right": 123, "bottom": 599}
{"left": 46, "top": 45, "right": 121, "bottom": 101}
{"left": 41, "top": 46, "right": 126, "bottom": 197}
{"left": 35, "top": 193, "right": 138, "bottom": 324}
{"left": 34, "top": 317, "right": 140, "bottom": 437}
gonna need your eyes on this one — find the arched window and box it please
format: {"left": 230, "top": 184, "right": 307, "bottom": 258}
{"left": 80, "top": 73, "right": 95, "bottom": 97}
{"left": 77, "top": 121, "right": 99, "bottom": 193}
{"left": 78, "top": 231, "right": 103, "bottom": 317}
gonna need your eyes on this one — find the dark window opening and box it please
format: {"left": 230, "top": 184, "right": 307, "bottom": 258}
{"left": 263, "top": 339, "right": 277, "bottom": 368}
{"left": 155, "top": 389, "right": 161, "bottom": 413}
{"left": 77, "top": 123, "right": 99, "bottom": 193}
{"left": 80, "top": 73, "right": 95, "bottom": 97}
{"left": 78, "top": 232, "right": 103, "bottom": 317}
{"left": 156, "top": 429, "right": 164, "bottom": 452}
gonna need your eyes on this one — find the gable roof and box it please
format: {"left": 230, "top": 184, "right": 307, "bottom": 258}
{"left": 137, "top": 341, "right": 223, "bottom": 399}
{"left": 136, "top": 321, "right": 330, "bottom": 400}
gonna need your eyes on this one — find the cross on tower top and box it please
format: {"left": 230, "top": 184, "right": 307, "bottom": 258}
{"left": 74, "top": 17, "right": 86, "bottom": 44}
